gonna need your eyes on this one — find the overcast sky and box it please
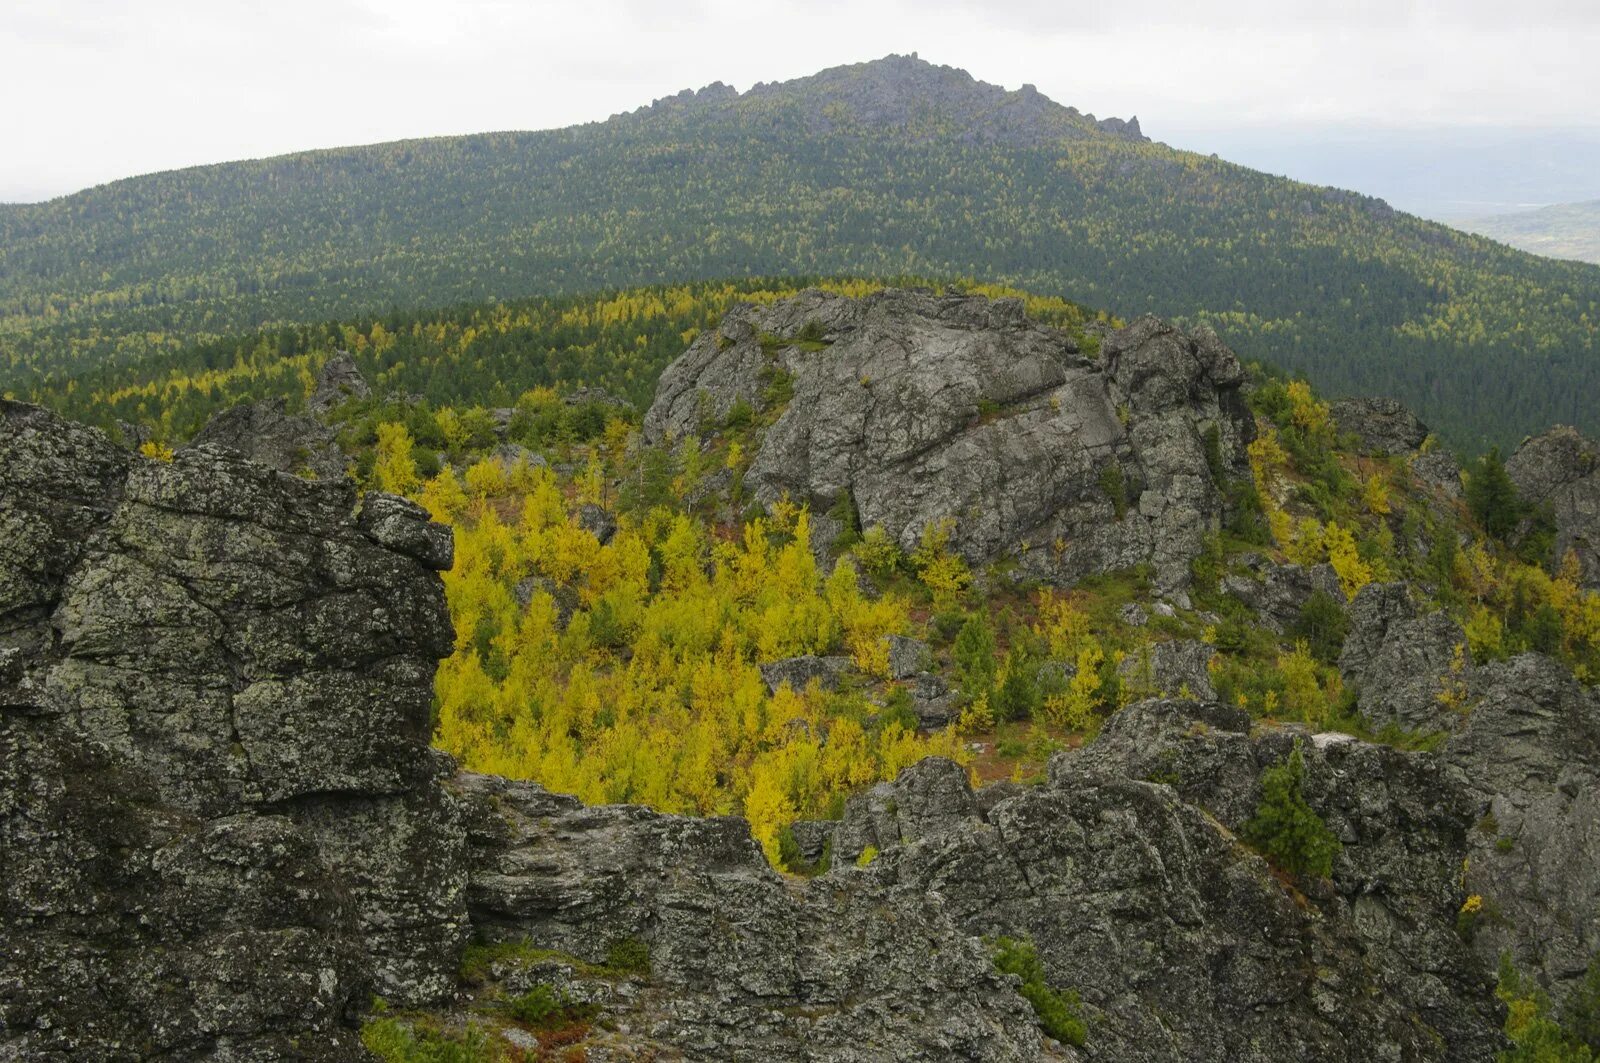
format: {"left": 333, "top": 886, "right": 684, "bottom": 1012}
{"left": 4, "top": 0, "right": 1598, "bottom": 203}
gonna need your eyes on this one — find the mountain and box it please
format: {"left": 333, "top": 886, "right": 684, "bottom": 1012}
{"left": 1462, "top": 200, "right": 1600, "bottom": 265}
{"left": 4, "top": 53, "right": 1600, "bottom": 449}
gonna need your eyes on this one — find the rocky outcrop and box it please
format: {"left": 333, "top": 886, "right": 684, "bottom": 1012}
{"left": 1117, "top": 637, "right": 1216, "bottom": 699}
{"left": 1340, "top": 582, "right": 1468, "bottom": 731}
{"left": 306, "top": 350, "right": 371, "bottom": 414}
{"left": 1413, "top": 449, "right": 1464, "bottom": 498}
{"left": 16, "top": 397, "right": 1600, "bottom": 1062}
{"left": 644, "top": 289, "right": 1254, "bottom": 594}
{"left": 823, "top": 707, "right": 1505, "bottom": 1062}
{"left": 1051, "top": 699, "right": 1502, "bottom": 1059}
{"left": 1445, "top": 654, "right": 1600, "bottom": 998}
{"left": 1332, "top": 396, "right": 1430, "bottom": 455}
{"left": 1506, "top": 425, "right": 1600, "bottom": 587}
{"left": 1, "top": 400, "right": 463, "bottom": 1060}
{"left": 1223, "top": 556, "right": 1344, "bottom": 631}
{"left": 458, "top": 771, "right": 1054, "bottom": 1060}
{"left": 188, "top": 397, "right": 348, "bottom": 479}
{"left": 187, "top": 352, "right": 369, "bottom": 478}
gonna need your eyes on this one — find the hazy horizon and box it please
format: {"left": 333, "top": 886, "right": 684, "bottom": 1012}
{"left": 6, "top": 0, "right": 1600, "bottom": 220}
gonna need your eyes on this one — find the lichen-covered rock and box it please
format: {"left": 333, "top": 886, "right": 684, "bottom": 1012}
{"left": 1222, "top": 558, "right": 1343, "bottom": 631}
{"left": 1506, "top": 425, "right": 1600, "bottom": 587}
{"left": 1444, "top": 654, "right": 1600, "bottom": 999}
{"left": 306, "top": 350, "right": 371, "bottom": 414}
{"left": 0, "top": 400, "right": 465, "bottom": 1060}
{"left": 188, "top": 398, "right": 349, "bottom": 479}
{"left": 1331, "top": 396, "right": 1430, "bottom": 455}
{"left": 1412, "top": 449, "right": 1464, "bottom": 498}
{"left": 758, "top": 653, "right": 855, "bottom": 695}
{"left": 1340, "top": 581, "right": 1468, "bottom": 731}
{"left": 1043, "top": 700, "right": 1502, "bottom": 1060}
{"left": 455, "top": 771, "right": 1056, "bottom": 1061}
{"left": 644, "top": 289, "right": 1254, "bottom": 593}
{"left": 1117, "top": 637, "right": 1216, "bottom": 699}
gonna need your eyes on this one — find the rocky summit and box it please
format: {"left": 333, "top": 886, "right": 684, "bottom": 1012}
{"left": 645, "top": 289, "right": 1255, "bottom": 597}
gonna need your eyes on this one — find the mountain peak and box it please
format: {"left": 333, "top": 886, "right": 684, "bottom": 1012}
{"left": 634, "top": 53, "right": 1148, "bottom": 145}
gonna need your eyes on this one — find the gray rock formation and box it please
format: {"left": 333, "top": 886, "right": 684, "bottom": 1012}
{"left": 758, "top": 653, "right": 855, "bottom": 695}
{"left": 1331, "top": 396, "right": 1430, "bottom": 455}
{"left": 1340, "top": 581, "right": 1468, "bottom": 731}
{"left": 1506, "top": 425, "right": 1600, "bottom": 587}
{"left": 1445, "top": 654, "right": 1600, "bottom": 998}
{"left": 1117, "top": 637, "right": 1216, "bottom": 699}
{"left": 188, "top": 396, "right": 349, "bottom": 479}
{"left": 1413, "top": 449, "right": 1464, "bottom": 498}
{"left": 885, "top": 633, "right": 930, "bottom": 678}
{"left": 1, "top": 400, "right": 463, "bottom": 1060}
{"left": 457, "top": 771, "right": 1055, "bottom": 1061}
{"left": 828, "top": 711, "right": 1505, "bottom": 1062}
{"left": 1223, "top": 558, "right": 1344, "bottom": 631}
{"left": 1050, "top": 699, "right": 1502, "bottom": 1060}
{"left": 644, "top": 289, "right": 1254, "bottom": 593}
{"left": 16, "top": 397, "right": 1600, "bottom": 1062}
{"left": 306, "top": 350, "right": 371, "bottom": 414}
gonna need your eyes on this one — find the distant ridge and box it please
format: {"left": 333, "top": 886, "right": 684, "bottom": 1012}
{"left": 2, "top": 53, "right": 1598, "bottom": 449}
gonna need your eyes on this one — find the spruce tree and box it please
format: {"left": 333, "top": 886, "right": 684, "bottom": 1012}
{"left": 1243, "top": 738, "right": 1342, "bottom": 880}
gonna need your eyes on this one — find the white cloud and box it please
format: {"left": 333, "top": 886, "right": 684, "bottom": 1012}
{"left": 2, "top": 0, "right": 1596, "bottom": 201}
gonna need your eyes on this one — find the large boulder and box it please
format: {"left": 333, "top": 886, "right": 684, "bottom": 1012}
{"left": 0, "top": 400, "right": 464, "bottom": 1060}
{"left": 188, "top": 397, "right": 349, "bottom": 479}
{"left": 1339, "top": 582, "right": 1468, "bottom": 731}
{"left": 306, "top": 350, "right": 371, "bottom": 414}
{"left": 1506, "top": 425, "right": 1600, "bottom": 587}
{"left": 1331, "top": 396, "right": 1430, "bottom": 456}
{"left": 1222, "top": 557, "right": 1344, "bottom": 632}
{"left": 644, "top": 289, "right": 1255, "bottom": 594}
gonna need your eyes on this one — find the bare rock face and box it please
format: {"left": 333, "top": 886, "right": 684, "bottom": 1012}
{"left": 1444, "top": 654, "right": 1600, "bottom": 998}
{"left": 1340, "top": 582, "right": 1468, "bottom": 731}
{"left": 822, "top": 710, "right": 1506, "bottom": 1063}
{"left": 0, "top": 400, "right": 464, "bottom": 1060}
{"left": 1049, "top": 699, "right": 1502, "bottom": 1060}
{"left": 188, "top": 397, "right": 349, "bottom": 479}
{"left": 306, "top": 350, "right": 371, "bottom": 414}
{"left": 644, "top": 289, "right": 1254, "bottom": 594}
{"left": 1331, "top": 396, "right": 1430, "bottom": 456}
{"left": 1506, "top": 425, "right": 1600, "bottom": 587}
{"left": 456, "top": 771, "right": 1055, "bottom": 1061}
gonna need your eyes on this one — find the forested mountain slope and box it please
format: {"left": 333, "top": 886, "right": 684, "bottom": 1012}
{"left": 3, "top": 53, "right": 1599, "bottom": 449}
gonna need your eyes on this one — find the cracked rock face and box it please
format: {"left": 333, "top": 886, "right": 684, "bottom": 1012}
{"left": 0, "top": 400, "right": 465, "bottom": 1061}
{"left": 1506, "top": 425, "right": 1600, "bottom": 588}
{"left": 644, "top": 289, "right": 1255, "bottom": 593}
{"left": 1331, "top": 396, "right": 1430, "bottom": 456}
{"left": 456, "top": 771, "right": 1057, "bottom": 1062}
{"left": 832, "top": 714, "right": 1505, "bottom": 1063}
{"left": 1445, "top": 654, "right": 1600, "bottom": 999}
{"left": 1340, "top": 582, "right": 1468, "bottom": 731}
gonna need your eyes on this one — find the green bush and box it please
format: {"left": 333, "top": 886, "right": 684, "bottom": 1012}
{"left": 954, "top": 614, "right": 998, "bottom": 703}
{"left": 1242, "top": 738, "right": 1341, "bottom": 880}
{"left": 360, "top": 1016, "right": 491, "bottom": 1063}
{"left": 605, "top": 936, "right": 651, "bottom": 975}
{"left": 505, "top": 983, "right": 597, "bottom": 1029}
{"left": 991, "top": 937, "right": 1087, "bottom": 1048}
